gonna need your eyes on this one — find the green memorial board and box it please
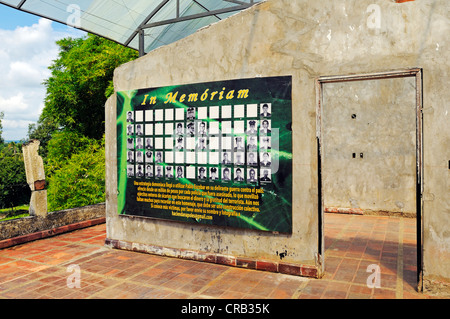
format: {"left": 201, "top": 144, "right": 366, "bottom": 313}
{"left": 117, "top": 76, "right": 292, "bottom": 233}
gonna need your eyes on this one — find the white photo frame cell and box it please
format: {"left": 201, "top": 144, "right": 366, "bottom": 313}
{"left": 222, "top": 105, "right": 232, "bottom": 118}
{"left": 247, "top": 104, "right": 258, "bottom": 117}
{"left": 186, "top": 166, "right": 196, "bottom": 179}
{"left": 165, "top": 108, "right": 174, "bottom": 121}
{"left": 197, "top": 107, "right": 208, "bottom": 119}
{"left": 209, "top": 121, "right": 220, "bottom": 134}
{"left": 155, "top": 109, "right": 164, "bottom": 121}
{"left": 145, "top": 110, "right": 153, "bottom": 121}
{"left": 175, "top": 108, "right": 184, "bottom": 121}
{"left": 209, "top": 106, "right": 219, "bottom": 119}
{"left": 135, "top": 110, "right": 144, "bottom": 122}
{"left": 234, "top": 104, "right": 245, "bottom": 118}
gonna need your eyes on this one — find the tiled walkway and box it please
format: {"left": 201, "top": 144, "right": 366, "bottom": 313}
{"left": 0, "top": 213, "right": 437, "bottom": 299}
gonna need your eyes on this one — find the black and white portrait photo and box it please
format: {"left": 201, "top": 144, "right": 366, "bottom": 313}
{"left": 234, "top": 136, "right": 244, "bottom": 151}
{"left": 260, "top": 103, "right": 271, "bottom": 117}
{"left": 247, "top": 135, "right": 258, "bottom": 151}
{"left": 127, "top": 137, "right": 134, "bottom": 149}
{"left": 210, "top": 167, "right": 218, "bottom": 180}
{"left": 176, "top": 122, "right": 184, "bottom": 135}
{"left": 222, "top": 167, "right": 231, "bottom": 181}
{"left": 260, "top": 136, "right": 271, "bottom": 150}
{"left": 247, "top": 168, "right": 258, "bottom": 183}
{"left": 176, "top": 166, "right": 184, "bottom": 179}
{"left": 166, "top": 166, "right": 173, "bottom": 178}
{"left": 127, "top": 151, "right": 134, "bottom": 163}
{"left": 234, "top": 168, "right": 244, "bottom": 182}
{"left": 126, "top": 111, "right": 134, "bottom": 122}
{"left": 145, "top": 151, "right": 153, "bottom": 162}
{"left": 247, "top": 152, "right": 257, "bottom": 166}
{"left": 260, "top": 169, "right": 271, "bottom": 182}
{"left": 136, "top": 151, "right": 144, "bottom": 163}
{"left": 222, "top": 152, "right": 231, "bottom": 164}
{"left": 261, "top": 152, "right": 271, "bottom": 167}
{"left": 175, "top": 137, "right": 184, "bottom": 150}
{"left": 155, "top": 151, "right": 163, "bottom": 163}
{"left": 246, "top": 120, "right": 258, "bottom": 134}
{"left": 135, "top": 124, "right": 143, "bottom": 136}
{"left": 234, "top": 152, "right": 244, "bottom": 165}
{"left": 197, "top": 137, "right": 207, "bottom": 151}
{"left": 186, "top": 121, "right": 195, "bottom": 135}
{"left": 155, "top": 165, "right": 163, "bottom": 178}
{"left": 198, "top": 167, "right": 207, "bottom": 180}
{"left": 260, "top": 119, "right": 271, "bottom": 134}
{"left": 127, "top": 124, "right": 133, "bottom": 136}
{"left": 145, "top": 165, "right": 153, "bottom": 178}
{"left": 187, "top": 107, "right": 196, "bottom": 120}
{"left": 127, "top": 165, "right": 134, "bottom": 177}
{"left": 145, "top": 138, "right": 153, "bottom": 150}
{"left": 136, "top": 164, "right": 144, "bottom": 178}
{"left": 136, "top": 137, "right": 144, "bottom": 149}
{"left": 198, "top": 121, "right": 207, "bottom": 136}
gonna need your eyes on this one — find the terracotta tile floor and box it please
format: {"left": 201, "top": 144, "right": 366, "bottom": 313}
{"left": 0, "top": 214, "right": 439, "bottom": 299}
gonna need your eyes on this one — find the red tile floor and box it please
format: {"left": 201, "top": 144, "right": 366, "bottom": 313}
{"left": 0, "top": 213, "right": 439, "bottom": 299}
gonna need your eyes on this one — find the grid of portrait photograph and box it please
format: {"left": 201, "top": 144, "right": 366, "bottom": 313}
{"left": 125, "top": 103, "right": 273, "bottom": 184}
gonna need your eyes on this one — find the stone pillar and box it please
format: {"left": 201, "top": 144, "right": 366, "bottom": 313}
{"left": 22, "top": 140, "right": 47, "bottom": 217}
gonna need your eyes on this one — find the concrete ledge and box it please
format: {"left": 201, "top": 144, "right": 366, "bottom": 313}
{"left": 325, "top": 207, "right": 416, "bottom": 218}
{"left": 423, "top": 278, "right": 450, "bottom": 297}
{"left": 0, "top": 203, "right": 106, "bottom": 246}
{"left": 104, "top": 238, "right": 319, "bottom": 279}
{"left": 0, "top": 217, "right": 105, "bottom": 249}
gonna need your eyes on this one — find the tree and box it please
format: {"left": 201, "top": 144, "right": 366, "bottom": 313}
{"left": 45, "top": 129, "right": 98, "bottom": 177}
{"left": 25, "top": 33, "right": 136, "bottom": 211}
{"left": 27, "top": 116, "right": 59, "bottom": 160}
{"left": 47, "top": 136, "right": 105, "bottom": 212}
{"left": 0, "top": 111, "right": 4, "bottom": 145}
{"left": 40, "top": 34, "right": 138, "bottom": 140}
{"left": 0, "top": 143, "right": 30, "bottom": 209}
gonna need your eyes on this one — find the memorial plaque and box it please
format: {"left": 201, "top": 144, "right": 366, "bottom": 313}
{"left": 117, "top": 76, "right": 292, "bottom": 233}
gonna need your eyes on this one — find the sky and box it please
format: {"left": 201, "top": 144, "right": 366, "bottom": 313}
{"left": 0, "top": 4, "right": 85, "bottom": 141}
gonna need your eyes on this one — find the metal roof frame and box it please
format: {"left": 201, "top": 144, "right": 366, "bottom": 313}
{"left": 0, "top": 0, "right": 260, "bottom": 56}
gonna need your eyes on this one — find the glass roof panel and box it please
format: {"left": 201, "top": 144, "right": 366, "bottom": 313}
{"left": 0, "top": 0, "right": 260, "bottom": 53}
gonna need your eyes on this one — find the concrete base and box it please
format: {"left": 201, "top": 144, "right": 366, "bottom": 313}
{"left": 423, "top": 278, "right": 450, "bottom": 297}
{"left": 104, "top": 238, "right": 320, "bottom": 279}
{"left": 29, "top": 190, "right": 48, "bottom": 217}
{"left": 325, "top": 207, "right": 416, "bottom": 218}
{"left": 0, "top": 203, "right": 105, "bottom": 242}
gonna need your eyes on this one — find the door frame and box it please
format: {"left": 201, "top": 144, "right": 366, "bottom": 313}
{"left": 315, "top": 68, "right": 424, "bottom": 290}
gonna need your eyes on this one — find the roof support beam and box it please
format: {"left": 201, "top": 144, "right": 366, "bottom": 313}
{"left": 17, "top": 0, "right": 26, "bottom": 9}
{"left": 138, "top": 29, "right": 145, "bottom": 57}
{"left": 124, "top": 0, "right": 171, "bottom": 47}
{"left": 223, "top": 0, "right": 248, "bottom": 5}
{"left": 141, "top": 3, "right": 254, "bottom": 29}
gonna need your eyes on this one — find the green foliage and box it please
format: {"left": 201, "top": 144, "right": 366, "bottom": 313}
{"left": 24, "top": 33, "right": 135, "bottom": 212}
{"left": 0, "top": 143, "right": 30, "bottom": 209}
{"left": 0, "top": 111, "right": 4, "bottom": 145}
{"left": 45, "top": 130, "right": 99, "bottom": 177}
{"left": 47, "top": 136, "right": 105, "bottom": 212}
{"left": 27, "top": 117, "right": 59, "bottom": 160}
{"left": 41, "top": 34, "right": 138, "bottom": 140}
{"left": 0, "top": 205, "right": 29, "bottom": 221}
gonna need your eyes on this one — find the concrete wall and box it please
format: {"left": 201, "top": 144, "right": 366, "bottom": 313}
{"left": 105, "top": 0, "right": 449, "bottom": 288}
{"left": 322, "top": 77, "right": 417, "bottom": 216}
{"left": 0, "top": 203, "right": 105, "bottom": 247}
